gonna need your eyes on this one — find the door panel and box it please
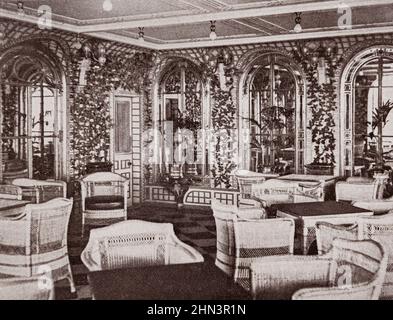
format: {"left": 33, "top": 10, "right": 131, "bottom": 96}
{"left": 113, "top": 96, "right": 133, "bottom": 206}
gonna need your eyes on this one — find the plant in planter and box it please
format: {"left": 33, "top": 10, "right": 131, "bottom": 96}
{"left": 159, "top": 173, "right": 201, "bottom": 208}
{"left": 293, "top": 41, "right": 339, "bottom": 174}
{"left": 244, "top": 105, "right": 295, "bottom": 174}
{"left": 366, "top": 99, "right": 393, "bottom": 173}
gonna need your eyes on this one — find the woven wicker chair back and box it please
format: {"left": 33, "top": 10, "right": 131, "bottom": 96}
{"left": 82, "top": 220, "right": 203, "bottom": 271}
{"left": 329, "top": 238, "right": 387, "bottom": 300}
{"left": 0, "top": 275, "right": 54, "bottom": 300}
{"left": 211, "top": 199, "right": 265, "bottom": 277}
{"left": 335, "top": 179, "right": 380, "bottom": 202}
{"left": 234, "top": 170, "right": 266, "bottom": 199}
{"left": 358, "top": 213, "right": 393, "bottom": 297}
{"left": 233, "top": 216, "right": 295, "bottom": 289}
{"left": 0, "top": 184, "right": 22, "bottom": 200}
{"left": 0, "top": 198, "right": 74, "bottom": 292}
{"left": 82, "top": 172, "right": 128, "bottom": 183}
{"left": 316, "top": 222, "right": 358, "bottom": 255}
{"left": 12, "top": 178, "right": 67, "bottom": 203}
{"left": 25, "top": 198, "right": 73, "bottom": 254}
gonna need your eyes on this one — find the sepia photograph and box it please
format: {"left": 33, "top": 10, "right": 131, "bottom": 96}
{"left": 0, "top": 0, "right": 392, "bottom": 307}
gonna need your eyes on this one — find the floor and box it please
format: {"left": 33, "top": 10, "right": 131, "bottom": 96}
{"left": 56, "top": 203, "right": 217, "bottom": 300}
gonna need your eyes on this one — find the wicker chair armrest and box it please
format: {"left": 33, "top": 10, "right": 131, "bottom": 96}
{"left": 292, "top": 283, "right": 376, "bottom": 300}
{"left": 81, "top": 243, "right": 101, "bottom": 271}
{"left": 250, "top": 256, "right": 333, "bottom": 299}
{"left": 238, "top": 198, "right": 262, "bottom": 208}
{"left": 352, "top": 200, "right": 393, "bottom": 214}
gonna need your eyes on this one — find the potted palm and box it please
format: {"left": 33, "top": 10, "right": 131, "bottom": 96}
{"left": 244, "top": 105, "right": 294, "bottom": 173}
{"left": 366, "top": 99, "right": 393, "bottom": 175}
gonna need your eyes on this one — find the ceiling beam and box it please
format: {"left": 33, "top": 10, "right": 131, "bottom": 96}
{"left": 75, "top": 0, "right": 393, "bottom": 32}
{"left": 157, "top": 25, "right": 393, "bottom": 50}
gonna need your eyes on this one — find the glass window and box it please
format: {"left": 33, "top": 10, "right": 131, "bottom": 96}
{"left": 158, "top": 63, "right": 203, "bottom": 179}
{"left": 249, "top": 56, "right": 297, "bottom": 174}
{"left": 353, "top": 56, "right": 393, "bottom": 172}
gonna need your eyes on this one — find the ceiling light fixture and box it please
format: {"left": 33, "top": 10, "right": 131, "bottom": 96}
{"left": 81, "top": 40, "right": 107, "bottom": 66}
{"left": 72, "top": 34, "right": 82, "bottom": 50}
{"left": 17, "top": 1, "right": 25, "bottom": 16}
{"left": 293, "top": 12, "right": 302, "bottom": 33}
{"left": 102, "top": 0, "right": 113, "bottom": 12}
{"left": 138, "top": 27, "right": 145, "bottom": 42}
{"left": 209, "top": 21, "right": 217, "bottom": 41}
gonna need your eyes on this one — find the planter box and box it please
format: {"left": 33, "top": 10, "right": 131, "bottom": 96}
{"left": 304, "top": 164, "right": 334, "bottom": 176}
{"left": 86, "top": 162, "right": 113, "bottom": 174}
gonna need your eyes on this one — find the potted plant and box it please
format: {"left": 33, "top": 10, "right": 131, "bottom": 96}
{"left": 244, "top": 105, "right": 294, "bottom": 173}
{"left": 159, "top": 172, "right": 197, "bottom": 210}
{"left": 366, "top": 99, "right": 393, "bottom": 175}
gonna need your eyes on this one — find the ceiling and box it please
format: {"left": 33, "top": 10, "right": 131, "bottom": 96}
{"left": 1, "top": 0, "right": 393, "bottom": 50}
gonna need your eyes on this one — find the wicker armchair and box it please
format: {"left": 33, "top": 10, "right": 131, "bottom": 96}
{"left": 234, "top": 169, "right": 268, "bottom": 207}
{"left": 0, "top": 198, "right": 75, "bottom": 293}
{"left": 316, "top": 213, "right": 393, "bottom": 298}
{"left": 81, "top": 220, "right": 204, "bottom": 272}
{"left": 234, "top": 170, "right": 267, "bottom": 199}
{"left": 211, "top": 199, "right": 267, "bottom": 277}
{"left": 335, "top": 177, "right": 381, "bottom": 202}
{"left": 251, "top": 179, "right": 324, "bottom": 207}
{"left": 12, "top": 178, "right": 67, "bottom": 203}
{"left": 80, "top": 172, "right": 129, "bottom": 236}
{"left": 0, "top": 184, "right": 22, "bottom": 200}
{"left": 233, "top": 215, "right": 295, "bottom": 291}
{"left": 251, "top": 238, "right": 387, "bottom": 300}
{"left": 0, "top": 275, "right": 54, "bottom": 300}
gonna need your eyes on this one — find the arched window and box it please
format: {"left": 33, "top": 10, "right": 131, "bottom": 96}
{"left": 157, "top": 61, "right": 205, "bottom": 179}
{"left": 0, "top": 43, "right": 65, "bottom": 182}
{"left": 246, "top": 54, "right": 304, "bottom": 174}
{"left": 341, "top": 47, "right": 393, "bottom": 176}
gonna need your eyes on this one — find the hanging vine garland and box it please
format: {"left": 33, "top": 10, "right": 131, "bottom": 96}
{"left": 293, "top": 41, "right": 340, "bottom": 167}
{"left": 206, "top": 50, "right": 237, "bottom": 189}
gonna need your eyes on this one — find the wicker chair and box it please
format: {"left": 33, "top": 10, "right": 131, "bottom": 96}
{"left": 0, "top": 198, "right": 75, "bottom": 293}
{"left": 211, "top": 199, "right": 267, "bottom": 277}
{"left": 81, "top": 220, "right": 204, "bottom": 272}
{"left": 234, "top": 169, "right": 267, "bottom": 207}
{"left": 335, "top": 177, "right": 381, "bottom": 202}
{"left": 0, "top": 275, "right": 54, "bottom": 300}
{"left": 0, "top": 184, "right": 22, "bottom": 200}
{"left": 316, "top": 213, "right": 393, "bottom": 298}
{"left": 251, "top": 238, "right": 387, "bottom": 300}
{"left": 12, "top": 178, "right": 67, "bottom": 203}
{"left": 80, "top": 172, "right": 129, "bottom": 236}
{"left": 233, "top": 215, "right": 295, "bottom": 291}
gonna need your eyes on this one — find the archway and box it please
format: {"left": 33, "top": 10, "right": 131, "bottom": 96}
{"left": 238, "top": 51, "right": 306, "bottom": 174}
{"left": 340, "top": 46, "right": 393, "bottom": 176}
{"left": 0, "top": 39, "right": 68, "bottom": 182}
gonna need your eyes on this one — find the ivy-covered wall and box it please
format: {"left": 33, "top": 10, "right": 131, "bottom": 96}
{"left": 0, "top": 18, "right": 154, "bottom": 189}
{"left": 3, "top": 17, "right": 393, "bottom": 192}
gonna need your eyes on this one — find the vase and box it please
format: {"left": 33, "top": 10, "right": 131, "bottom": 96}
{"left": 304, "top": 164, "right": 334, "bottom": 175}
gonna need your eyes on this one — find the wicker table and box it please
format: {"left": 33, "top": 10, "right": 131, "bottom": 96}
{"left": 88, "top": 259, "right": 249, "bottom": 300}
{"left": 274, "top": 201, "right": 373, "bottom": 255}
{"left": 0, "top": 199, "right": 30, "bottom": 217}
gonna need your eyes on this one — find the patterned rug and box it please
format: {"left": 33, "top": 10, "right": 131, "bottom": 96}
{"left": 55, "top": 204, "right": 217, "bottom": 300}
